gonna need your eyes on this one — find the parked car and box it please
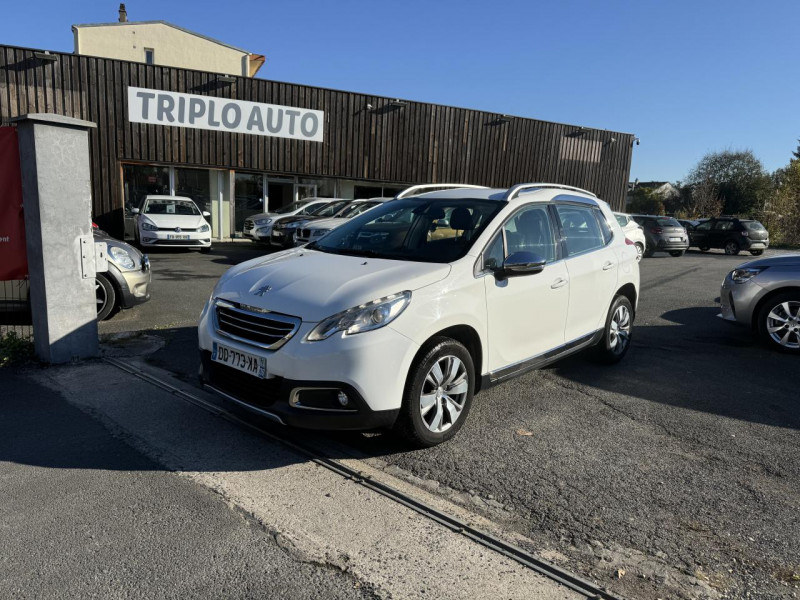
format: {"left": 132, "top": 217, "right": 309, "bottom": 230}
{"left": 688, "top": 217, "right": 769, "bottom": 256}
{"left": 630, "top": 215, "right": 689, "bottom": 257}
{"left": 677, "top": 219, "right": 699, "bottom": 230}
{"left": 132, "top": 195, "right": 212, "bottom": 253}
{"left": 270, "top": 200, "right": 350, "bottom": 248}
{"left": 243, "top": 198, "right": 343, "bottom": 243}
{"left": 294, "top": 198, "right": 391, "bottom": 246}
{"left": 198, "top": 183, "right": 640, "bottom": 446}
{"left": 719, "top": 254, "right": 800, "bottom": 353}
{"left": 0, "top": 226, "right": 151, "bottom": 322}
{"left": 613, "top": 212, "right": 646, "bottom": 261}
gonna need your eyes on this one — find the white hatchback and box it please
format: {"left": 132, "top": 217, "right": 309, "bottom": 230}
{"left": 199, "top": 183, "right": 640, "bottom": 446}
{"left": 133, "top": 195, "right": 212, "bottom": 252}
{"left": 614, "top": 212, "right": 646, "bottom": 261}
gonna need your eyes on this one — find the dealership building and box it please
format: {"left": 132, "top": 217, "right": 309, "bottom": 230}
{"left": 0, "top": 37, "right": 634, "bottom": 241}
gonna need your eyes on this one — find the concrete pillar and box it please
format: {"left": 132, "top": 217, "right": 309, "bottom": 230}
{"left": 13, "top": 113, "right": 98, "bottom": 364}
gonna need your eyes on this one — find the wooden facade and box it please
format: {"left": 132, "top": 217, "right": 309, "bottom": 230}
{"left": 1, "top": 43, "right": 634, "bottom": 237}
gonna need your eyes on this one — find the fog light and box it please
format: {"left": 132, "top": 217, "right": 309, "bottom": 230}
{"left": 337, "top": 391, "right": 350, "bottom": 407}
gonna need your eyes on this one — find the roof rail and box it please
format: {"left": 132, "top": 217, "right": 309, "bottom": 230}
{"left": 395, "top": 183, "right": 490, "bottom": 199}
{"left": 504, "top": 183, "right": 597, "bottom": 201}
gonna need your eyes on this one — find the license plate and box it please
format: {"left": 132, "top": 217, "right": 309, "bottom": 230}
{"left": 669, "top": 237, "right": 682, "bottom": 242}
{"left": 212, "top": 342, "right": 267, "bottom": 379}
{"left": 167, "top": 234, "right": 190, "bottom": 240}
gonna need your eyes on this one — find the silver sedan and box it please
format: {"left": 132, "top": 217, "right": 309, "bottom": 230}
{"left": 720, "top": 254, "right": 800, "bottom": 352}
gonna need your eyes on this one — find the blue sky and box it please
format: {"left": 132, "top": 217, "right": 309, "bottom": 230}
{"left": 2, "top": 0, "right": 797, "bottom": 182}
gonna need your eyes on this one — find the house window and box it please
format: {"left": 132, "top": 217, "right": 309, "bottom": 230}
{"left": 144, "top": 48, "right": 154, "bottom": 65}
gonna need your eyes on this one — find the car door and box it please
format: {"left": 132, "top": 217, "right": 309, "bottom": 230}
{"left": 482, "top": 203, "right": 569, "bottom": 372}
{"left": 554, "top": 202, "right": 619, "bottom": 342}
{"left": 710, "top": 219, "right": 734, "bottom": 248}
{"left": 690, "top": 220, "right": 712, "bottom": 247}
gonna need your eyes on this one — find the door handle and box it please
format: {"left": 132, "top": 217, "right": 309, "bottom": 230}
{"left": 602, "top": 261, "right": 615, "bottom": 271}
{"left": 551, "top": 277, "right": 568, "bottom": 289}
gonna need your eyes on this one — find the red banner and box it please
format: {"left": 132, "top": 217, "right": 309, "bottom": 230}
{"left": 0, "top": 127, "right": 27, "bottom": 279}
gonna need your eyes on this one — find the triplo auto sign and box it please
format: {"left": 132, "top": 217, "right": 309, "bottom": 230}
{"left": 127, "top": 86, "right": 324, "bottom": 142}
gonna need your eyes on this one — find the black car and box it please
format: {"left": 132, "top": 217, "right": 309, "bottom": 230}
{"left": 677, "top": 219, "right": 699, "bottom": 230}
{"left": 630, "top": 215, "right": 689, "bottom": 257}
{"left": 688, "top": 217, "right": 769, "bottom": 256}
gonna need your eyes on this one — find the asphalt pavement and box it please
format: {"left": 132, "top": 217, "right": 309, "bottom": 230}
{"left": 98, "top": 244, "right": 800, "bottom": 599}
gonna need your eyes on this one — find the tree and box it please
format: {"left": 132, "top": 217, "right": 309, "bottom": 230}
{"left": 627, "top": 186, "right": 665, "bottom": 215}
{"left": 793, "top": 138, "right": 800, "bottom": 161}
{"left": 685, "top": 150, "right": 772, "bottom": 216}
{"left": 764, "top": 160, "right": 800, "bottom": 246}
{"left": 686, "top": 178, "right": 723, "bottom": 218}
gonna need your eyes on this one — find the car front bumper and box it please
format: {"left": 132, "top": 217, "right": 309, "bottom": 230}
{"left": 197, "top": 300, "right": 419, "bottom": 430}
{"left": 105, "top": 258, "right": 152, "bottom": 309}
{"left": 140, "top": 230, "right": 211, "bottom": 248}
{"left": 719, "top": 273, "right": 765, "bottom": 326}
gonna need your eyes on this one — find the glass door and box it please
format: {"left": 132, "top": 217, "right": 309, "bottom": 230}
{"left": 294, "top": 183, "right": 317, "bottom": 202}
{"left": 234, "top": 173, "right": 265, "bottom": 233}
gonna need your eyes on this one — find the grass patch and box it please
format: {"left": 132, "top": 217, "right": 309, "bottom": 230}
{"left": 0, "top": 331, "right": 35, "bottom": 367}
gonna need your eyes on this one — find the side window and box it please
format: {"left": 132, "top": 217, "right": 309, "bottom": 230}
{"left": 482, "top": 233, "right": 504, "bottom": 271}
{"left": 555, "top": 204, "right": 605, "bottom": 256}
{"left": 714, "top": 220, "right": 733, "bottom": 231}
{"left": 614, "top": 214, "right": 628, "bottom": 227}
{"left": 695, "top": 221, "right": 712, "bottom": 231}
{"left": 594, "top": 208, "right": 613, "bottom": 245}
{"left": 504, "top": 205, "right": 557, "bottom": 262}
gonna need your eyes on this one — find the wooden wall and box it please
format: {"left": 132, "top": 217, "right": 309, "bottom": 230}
{"left": 1, "top": 44, "right": 634, "bottom": 236}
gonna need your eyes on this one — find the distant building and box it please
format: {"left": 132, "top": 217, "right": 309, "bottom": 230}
{"left": 72, "top": 3, "right": 265, "bottom": 77}
{"left": 626, "top": 181, "right": 679, "bottom": 206}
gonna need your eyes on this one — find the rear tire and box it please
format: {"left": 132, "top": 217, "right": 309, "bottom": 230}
{"left": 699, "top": 246, "right": 710, "bottom": 252}
{"left": 643, "top": 245, "right": 654, "bottom": 258}
{"left": 635, "top": 243, "right": 644, "bottom": 262}
{"left": 669, "top": 250, "right": 685, "bottom": 257}
{"left": 750, "top": 250, "right": 764, "bottom": 256}
{"left": 395, "top": 337, "right": 475, "bottom": 447}
{"left": 592, "top": 295, "right": 633, "bottom": 364}
{"left": 724, "top": 240, "right": 740, "bottom": 255}
{"left": 96, "top": 273, "right": 117, "bottom": 321}
{"left": 756, "top": 292, "right": 800, "bottom": 354}
{"left": 200, "top": 246, "right": 212, "bottom": 254}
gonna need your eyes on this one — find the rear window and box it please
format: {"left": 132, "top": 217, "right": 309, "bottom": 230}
{"left": 614, "top": 214, "right": 628, "bottom": 227}
{"left": 743, "top": 221, "right": 766, "bottom": 231}
{"left": 655, "top": 217, "right": 681, "bottom": 227}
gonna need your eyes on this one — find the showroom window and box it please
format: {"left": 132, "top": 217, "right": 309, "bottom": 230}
{"left": 234, "top": 172, "right": 265, "bottom": 232}
{"left": 122, "top": 164, "right": 171, "bottom": 239}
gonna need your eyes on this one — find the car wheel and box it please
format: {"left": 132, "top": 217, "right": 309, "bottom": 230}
{"left": 635, "top": 243, "right": 644, "bottom": 262}
{"left": 200, "top": 246, "right": 212, "bottom": 254}
{"left": 757, "top": 292, "right": 800, "bottom": 354}
{"left": 699, "top": 246, "right": 710, "bottom": 252}
{"left": 669, "top": 250, "right": 685, "bottom": 257}
{"left": 96, "top": 273, "right": 117, "bottom": 321}
{"left": 724, "top": 240, "right": 740, "bottom": 255}
{"left": 592, "top": 295, "right": 633, "bottom": 364}
{"left": 395, "top": 337, "right": 475, "bottom": 447}
{"left": 750, "top": 250, "right": 764, "bottom": 256}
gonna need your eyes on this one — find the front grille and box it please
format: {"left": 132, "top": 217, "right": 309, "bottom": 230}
{"left": 145, "top": 239, "right": 207, "bottom": 245}
{"left": 157, "top": 227, "right": 198, "bottom": 232}
{"left": 205, "top": 356, "right": 285, "bottom": 409}
{"left": 214, "top": 300, "right": 300, "bottom": 350}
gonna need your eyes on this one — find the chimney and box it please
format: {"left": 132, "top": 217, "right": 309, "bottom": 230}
{"left": 118, "top": 3, "right": 128, "bottom": 22}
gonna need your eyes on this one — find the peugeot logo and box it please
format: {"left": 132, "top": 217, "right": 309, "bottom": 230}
{"left": 254, "top": 285, "right": 272, "bottom": 297}
{"left": 174, "top": 227, "right": 182, "bottom": 233}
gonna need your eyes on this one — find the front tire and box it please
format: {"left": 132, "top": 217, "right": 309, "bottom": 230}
{"left": 395, "top": 337, "right": 475, "bottom": 447}
{"left": 757, "top": 293, "right": 800, "bottom": 354}
{"left": 96, "top": 273, "right": 117, "bottom": 321}
{"left": 750, "top": 249, "right": 764, "bottom": 256}
{"left": 669, "top": 250, "right": 685, "bottom": 257}
{"left": 592, "top": 295, "right": 633, "bottom": 364}
{"left": 724, "top": 240, "right": 740, "bottom": 255}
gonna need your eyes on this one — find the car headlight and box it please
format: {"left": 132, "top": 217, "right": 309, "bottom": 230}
{"left": 306, "top": 291, "right": 412, "bottom": 341}
{"left": 141, "top": 220, "right": 158, "bottom": 231}
{"left": 731, "top": 267, "right": 766, "bottom": 283}
{"left": 255, "top": 217, "right": 273, "bottom": 226}
{"left": 199, "top": 224, "right": 210, "bottom": 233}
{"left": 109, "top": 245, "right": 136, "bottom": 270}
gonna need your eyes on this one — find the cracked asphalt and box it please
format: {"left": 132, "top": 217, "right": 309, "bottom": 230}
{"left": 99, "top": 243, "right": 800, "bottom": 600}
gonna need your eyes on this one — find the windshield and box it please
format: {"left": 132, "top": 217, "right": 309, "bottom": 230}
{"left": 308, "top": 198, "right": 506, "bottom": 263}
{"left": 338, "top": 201, "right": 380, "bottom": 219}
{"left": 312, "top": 200, "right": 349, "bottom": 217}
{"left": 143, "top": 199, "right": 200, "bottom": 216}
{"left": 743, "top": 221, "right": 766, "bottom": 231}
{"left": 273, "top": 200, "right": 309, "bottom": 215}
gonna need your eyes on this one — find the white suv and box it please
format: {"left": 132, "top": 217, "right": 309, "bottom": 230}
{"left": 199, "top": 183, "right": 640, "bottom": 446}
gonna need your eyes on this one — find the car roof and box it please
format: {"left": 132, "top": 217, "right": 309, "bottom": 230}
{"left": 408, "top": 187, "right": 598, "bottom": 205}
{"left": 144, "top": 195, "right": 194, "bottom": 201}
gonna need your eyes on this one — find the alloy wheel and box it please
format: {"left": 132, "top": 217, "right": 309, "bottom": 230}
{"left": 96, "top": 279, "right": 108, "bottom": 315}
{"left": 635, "top": 243, "right": 644, "bottom": 262}
{"left": 725, "top": 241, "right": 739, "bottom": 255}
{"left": 609, "top": 304, "right": 632, "bottom": 355}
{"left": 419, "top": 355, "right": 469, "bottom": 433}
{"left": 766, "top": 301, "right": 800, "bottom": 350}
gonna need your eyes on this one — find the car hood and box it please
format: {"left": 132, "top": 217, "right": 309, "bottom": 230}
{"left": 275, "top": 214, "right": 321, "bottom": 227}
{"left": 140, "top": 214, "right": 208, "bottom": 228}
{"left": 738, "top": 254, "right": 800, "bottom": 270}
{"left": 305, "top": 217, "right": 347, "bottom": 230}
{"left": 213, "top": 248, "right": 451, "bottom": 321}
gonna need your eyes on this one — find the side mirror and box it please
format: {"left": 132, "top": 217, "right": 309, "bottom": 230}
{"left": 202, "top": 211, "right": 211, "bottom": 218}
{"left": 131, "top": 208, "right": 140, "bottom": 214}
{"left": 496, "top": 251, "right": 546, "bottom": 280}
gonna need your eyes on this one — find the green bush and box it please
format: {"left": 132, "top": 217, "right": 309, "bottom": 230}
{"left": 0, "top": 331, "right": 35, "bottom": 367}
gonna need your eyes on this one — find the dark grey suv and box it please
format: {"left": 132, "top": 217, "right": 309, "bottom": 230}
{"left": 631, "top": 215, "right": 689, "bottom": 257}
{"left": 688, "top": 217, "right": 769, "bottom": 256}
